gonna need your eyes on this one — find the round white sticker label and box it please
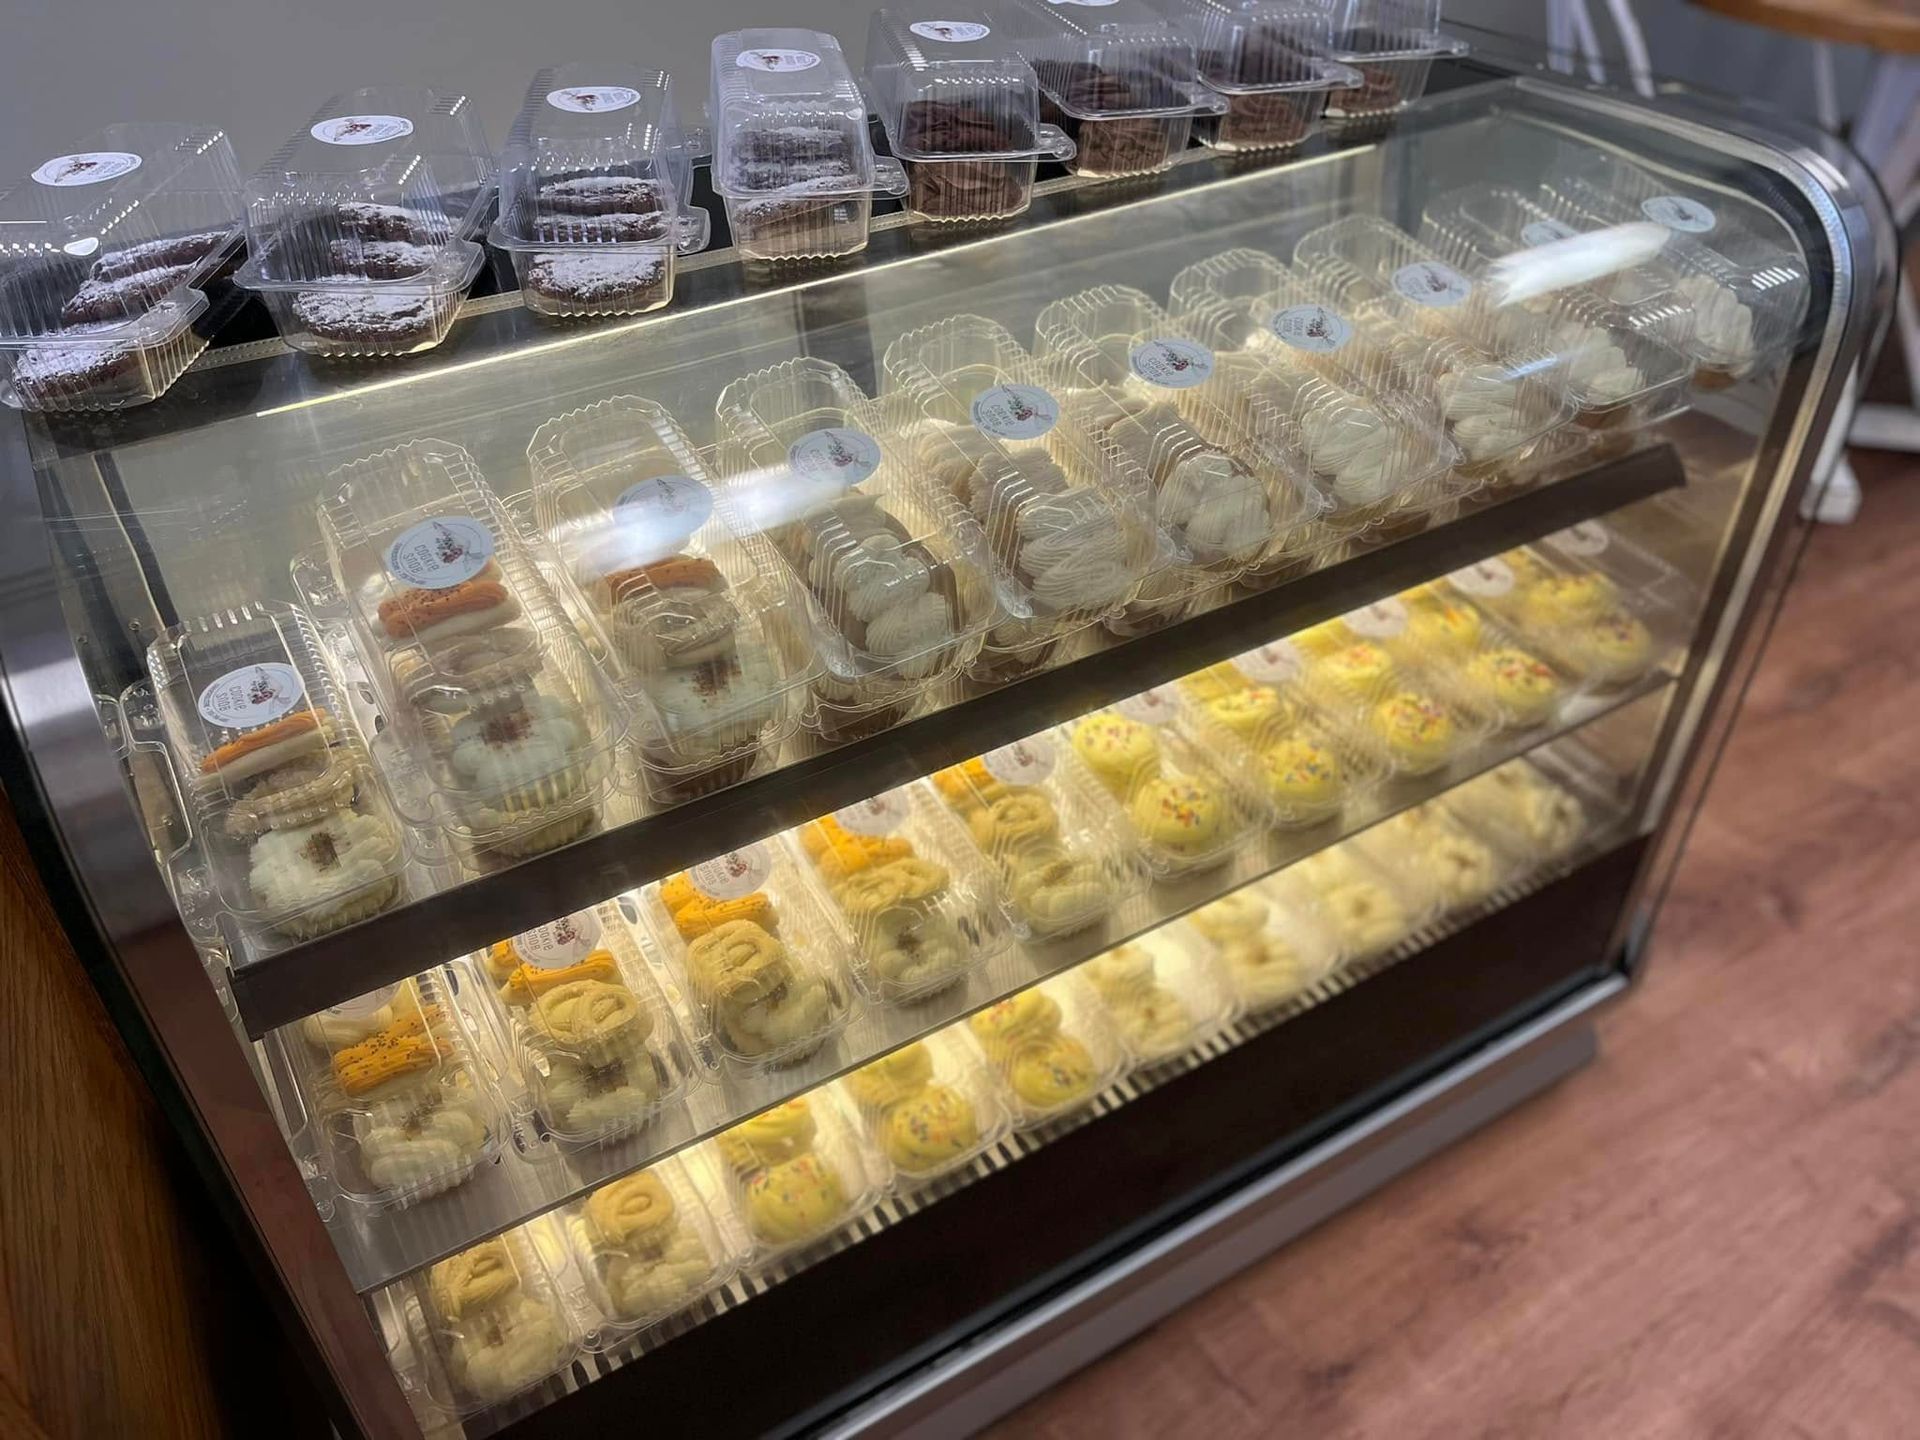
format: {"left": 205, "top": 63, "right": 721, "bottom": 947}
{"left": 833, "top": 790, "right": 912, "bottom": 837}
{"left": 1547, "top": 521, "right": 1610, "bottom": 557}
{"left": 310, "top": 114, "right": 416, "bottom": 146}
{"left": 1234, "top": 639, "right": 1304, "bottom": 685}
{"left": 1447, "top": 557, "right": 1515, "bottom": 598}
{"left": 512, "top": 911, "right": 604, "bottom": 969}
{"left": 981, "top": 735, "right": 1056, "bottom": 787}
{"left": 687, "top": 845, "right": 773, "bottom": 900}
{"left": 325, "top": 982, "right": 401, "bottom": 1020}
{"left": 910, "top": 19, "right": 992, "bottom": 40}
{"left": 737, "top": 48, "right": 822, "bottom": 73}
{"left": 1114, "top": 686, "right": 1181, "bottom": 725}
{"left": 1392, "top": 261, "right": 1473, "bottom": 309}
{"left": 788, "top": 427, "right": 882, "bottom": 493}
{"left": 613, "top": 475, "right": 713, "bottom": 549}
{"left": 547, "top": 86, "right": 642, "bottom": 114}
{"left": 1343, "top": 598, "right": 1408, "bottom": 638}
{"left": 1129, "top": 338, "right": 1215, "bottom": 390}
{"left": 1641, "top": 194, "right": 1715, "bottom": 234}
{"left": 971, "top": 383, "right": 1059, "bottom": 441}
{"left": 1269, "top": 304, "right": 1353, "bottom": 354}
{"left": 1520, "top": 218, "right": 1580, "bottom": 247}
{"left": 196, "top": 663, "right": 306, "bottom": 728}
{"left": 384, "top": 516, "right": 495, "bottom": 590}
{"left": 32, "top": 151, "right": 143, "bottom": 187}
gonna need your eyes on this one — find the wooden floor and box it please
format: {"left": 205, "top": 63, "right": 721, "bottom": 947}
{"left": 995, "top": 452, "right": 1920, "bottom": 1440}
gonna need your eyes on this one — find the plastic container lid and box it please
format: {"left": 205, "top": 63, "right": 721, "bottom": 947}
{"left": 993, "top": 0, "right": 1226, "bottom": 120}
{"left": 1152, "top": 0, "right": 1362, "bottom": 94}
{"left": 711, "top": 1090, "right": 886, "bottom": 1262}
{"left": 964, "top": 972, "right": 1128, "bottom": 1128}
{"left": 1323, "top": 0, "right": 1465, "bottom": 60}
{"left": 711, "top": 29, "right": 906, "bottom": 202}
{"left": 867, "top": 8, "right": 1076, "bottom": 163}
{"left": 838, "top": 1032, "right": 1012, "bottom": 1182}
{"left": 560, "top": 1158, "right": 738, "bottom": 1332}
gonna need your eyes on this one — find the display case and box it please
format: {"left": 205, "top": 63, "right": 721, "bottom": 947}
{"left": 0, "top": 35, "right": 1889, "bottom": 1440}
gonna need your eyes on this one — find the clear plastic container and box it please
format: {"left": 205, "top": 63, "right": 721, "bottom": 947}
{"left": 992, "top": 0, "right": 1226, "bottom": 177}
{"left": 561, "top": 1158, "right": 738, "bottom": 1332}
{"left": 635, "top": 838, "right": 854, "bottom": 1071}
{"left": 492, "top": 65, "right": 710, "bottom": 319}
{"left": 0, "top": 124, "right": 243, "bottom": 411}
{"left": 963, "top": 973, "right": 1128, "bottom": 1128}
{"left": 710, "top": 29, "right": 908, "bottom": 260}
{"left": 711, "top": 1089, "right": 886, "bottom": 1263}
{"left": 314, "top": 439, "right": 625, "bottom": 861}
{"left": 235, "top": 86, "right": 493, "bottom": 357}
{"left": 839, "top": 1031, "right": 1012, "bottom": 1182}
{"left": 145, "top": 601, "right": 409, "bottom": 943}
{"left": 1289, "top": 834, "right": 1436, "bottom": 959}
{"left": 1317, "top": 0, "right": 1468, "bottom": 124}
{"left": 882, "top": 315, "right": 1159, "bottom": 676}
{"left": 471, "top": 901, "right": 699, "bottom": 1147}
{"left": 1074, "top": 928, "right": 1238, "bottom": 1067}
{"left": 1066, "top": 688, "right": 1258, "bottom": 877}
{"left": 1151, "top": 0, "right": 1361, "bottom": 152}
{"left": 1182, "top": 869, "right": 1343, "bottom": 1011}
{"left": 1441, "top": 754, "right": 1590, "bottom": 863}
{"left": 1357, "top": 795, "right": 1521, "bottom": 915}
{"left": 526, "top": 396, "right": 812, "bottom": 801}
{"left": 929, "top": 731, "right": 1148, "bottom": 939}
{"left": 867, "top": 8, "right": 1077, "bottom": 224}
{"left": 713, "top": 356, "right": 996, "bottom": 740}
{"left": 788, "top": 782, "right": 1013, "bottom": 1003}
{"left": 1034, "top": 284, "right": 1324, "bottom": 585}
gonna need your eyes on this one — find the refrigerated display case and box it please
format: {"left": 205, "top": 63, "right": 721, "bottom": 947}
{"left": 0, "top": 42, "right": 1890, "bottom": 1440}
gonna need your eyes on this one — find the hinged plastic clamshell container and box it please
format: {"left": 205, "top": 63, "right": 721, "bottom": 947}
{"left": 1316, "top": 0, "right": 1468, "bottom": 125}
{"left": 1150, "top": 0, "right": 1361, "bottom": 151}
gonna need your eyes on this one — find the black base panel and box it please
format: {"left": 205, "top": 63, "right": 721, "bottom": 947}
{"left": 506, "top": 836, "right": 1647, "bottom": 1440}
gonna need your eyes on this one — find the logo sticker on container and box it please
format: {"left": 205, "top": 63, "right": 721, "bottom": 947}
{"left": 1234, "top": 639, "right": 1304, "bottom": 685}
{"left": 32, "top": 151, "right": 143, "bottom": 187}
{"left": 981, "top": 735, "right": 1056, "bottom": 787}
{"left": 324, "top": 983, "right": 402, "bottom": 1020}
{"left": 1114, "top": 686, "right": 1181, "bottom": 725}
{"left": 971, "top": 383, "right": 1059, "bottom": 441}
{"left": 910, "top": 19, "right": 992, "bottom": 40}
{"left": 310, "top": 115, "right": 416, "bottom": 146}
{"left": 788, "top": 427, "right": 882, "bottom": 493}
{"left": 1520, "top": 218, "right": 1581, "bottom": 247}
{"left": 737, "top": 48, "right": 822, "bottom": 72}
{"left": 1546, "top": 521, "right": 1610, "bottom": 557}
{"left": 614, "top": 475, "right": 714, "bottom": 553}
{"left": 688, "top": 845, "right": 773, "bottom": 900}
{"left": 1447, "top": 557, "right": 1514, "bottom": 598}
{"left": 1640, "top": 195, "right": 1715, "bottom": 234}
{"left": 1392, "top": 262, "right": 1473, "bottom": 309}
{"left": 547, "top": 86, "right": 642, "bottom": 113}
{"left": 1129, "top": 338, "right": 1215, "bottom": 390}
{"left": 385, "top": 516, "right": 496, "bottom": 589}
{"left": 1343, "top": 598, "right": 1408, "bottom": 638}
{"left": 833, "top": 790, "right": 911, "bottom": 837}
{"left": 512, "top": 911, "right": 604, "bottom": 969}
{"left": 197, "top": 663, "right": 306, "bottom": 728}
{"left": 1268, "top": 304, "right": 1352, "bottom": 354}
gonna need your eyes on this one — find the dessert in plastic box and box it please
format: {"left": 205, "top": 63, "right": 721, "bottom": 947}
{"left": 965, "top": 974, "right": 1128, "bottom": 1127}
{"left": 636, "top": 838, "right": 854, "bottom": 1069}
{"left": 711, "top": 29, "right": 908, "bottom": 260}
{"left": 993, "top": 0, "right": 1226, "bottom": 177}
{"left": 1290, "top": 835, "right": 1434, "bottom": 959}
{"left": 1183, "top": 870, "right": 1342, "bottom": 1010}
{"left": 1443, "top": 755, "right": 1589, "bottom": 862}
{"left": 712, "top": 1090, "right": 884, "bottom": 1260}
{"left": 492, "top": 65, "right": 710, "bottom": 318}
{"left": 791, "top": 783, "right": 1012, "bottom": 1002}
{"left": 884, "top": 315, "right": 1159, "bottom": 674}
{"left": 235, "top": 86, "right": 493, "bottom": 357}
{"left": 1358, "top": 796, "right": 1518, "bottom": 914}
{"left": 714, "top": 357, "right": 995, "bottom": 740}
{"left": 315, "top": 439, "right": 624, "bottom": 860}
{"left": 0, "top": 124, "right": 244, "bottom": 411}
{"left": 1315, "top": 0, "right": 1468, "bottom": 125}
{"left": 475, "top": 902, "right": 697, "bottom": 1146}
{"left": 840, "top": 1031, "right": 1011, "bottom": 1180}
{"left": 562, "top": 1159, "right": 736, "bottom": 1330}
{"left": 931, "top": 731, "right": 1147, "bottom": 939}
{"left": 1067, "top": 688, "right": 1256, "bottom": 876}
{"left": 867, "top": 9, "right": 1076, "bottom": 224}
{"left": 145, "top": 601, "right": 408, "bottom": 944}
{"left": 1151, "top": 0, "right": 1361, "bottom": 151}
{"left": 404, "top": 1223, "right": 583, "bottom": 1414}
{"left": 527, "top": 396, "right": 810, "bottom": 800}
{"left": 1075, "top": 928, "right": 1237, "bottom": 1066}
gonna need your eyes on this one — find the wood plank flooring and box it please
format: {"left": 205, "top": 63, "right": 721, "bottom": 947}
{"left": 993, "top": 453, "right": 1920, "bottom": 1440}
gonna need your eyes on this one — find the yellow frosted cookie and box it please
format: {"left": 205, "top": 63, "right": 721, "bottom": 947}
{"left": 1205, "top": 685, "right": 1287, "bottom": 741}
{"left": 1369, "top": 691, "right": 1456, "bottom": 773}
{"left": 1316, "top": 641, "right": 1395, "bottom": 698}
{"left": 430, "top": 1238, "right": 520, "bottom": 1320}
{"left": 1009, "top": 1035, "right": 1099, "bottom": 1111}
{"left": 1521, "top": 572, "right": 1616, "bottom": 629}
{"left": 1404, "top": 599, "right": 1481, "bottom": 658}
{"left": 969, "top": 991, "right": 1062, "bottom": 1057}
{"left": 1570, "top": 609, "right": 1653, "bottom": 683}
{"left": 1468, "top": 648, "right": 1561, "bottom": 727}
{"left": 1070, "top": 713, "right": 1160, "bottom": 797}
{"left": 717, "top": 1097, "right": 817, "bottom": 1172}
{"left": 1178, "top": 662, "right": 1252, "bottom": 703}
{"left": 968, "top": 792, "right": 1059, "bottom": 857}
{"left": 744, "top": 1153, "right": 847, "bottom": 1246}
{"left": 845, "top": 1043, "right": 936, "bottom": 1111}
{"left": 1261, "top": 737, "right": 1344, "bottom": 814}
{"left": 583, "top": 1170, "right": 678, "bottom": 1252}
{"left": 883, "top": 1084, "right": 981, "bottom": 1172}
{"left": 1128, "top": 777, "right": 1228, "bottom": 859}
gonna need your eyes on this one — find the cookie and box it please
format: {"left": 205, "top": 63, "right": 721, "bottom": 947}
{"left": 326, "top": 238, "right": 437, "bottom": 280}
{"left": 59, "top": 264, "right": 195, "bottom": 325}
{"left": 6, "top": 327, "right": 142, "bottom": 407}
{"left": 524, "top": 251, "right": 667, "bottom": 311}
{"left": 537, "top": 176, "right": 666, "bottom": 216}
{"left": 90, "top": 230, "right": 229, "bottom": 283}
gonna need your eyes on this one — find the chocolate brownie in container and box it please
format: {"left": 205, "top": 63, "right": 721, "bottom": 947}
{"left": 711, "top": 28, "right": 908, "bottom": 261}
{"left": 866, "top": 8, "right": 1075, "bottom": 224}
{"left": 491, "top": 65, "right": 710, "bottom": 319}
{"left": 1149, "top": 0, "right": 1359, "bottom": 152}
{"left": 992, "top": 0, "right": 1224, "bottom": 179}
{"left": 0, "top": 125, "right": 244, "bottom": 411}
{"left": 1316, "top": 0, "right": 1466, "bottom": 129}
{"left": 234, "top": 86, "right": 493, "bottom": 358}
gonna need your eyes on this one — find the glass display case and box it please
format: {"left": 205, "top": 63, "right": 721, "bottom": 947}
{"left": 0, "top": 39, "right": 1890, "bottom": 1440}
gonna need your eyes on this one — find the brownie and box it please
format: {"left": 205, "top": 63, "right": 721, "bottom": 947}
{"left": 59, "top": 264, "right": 196, "bottom": 325}
{"left": 1215, "top": 92, "right": 1313, "bottom": 149}
{"left": 530, "top": 211, "right": 670, "bottom": 244}
{"left": 732, "top": 125, "right": 857, "bottom": 171}
{"left": 1035, "top": 62, "right": 1178, "bottom": 175}
{"left": 6, "top": 322, "right": 141, "bottom": 406}
{"left": 335, "top": 202, "right": 442, "bottom": 243}
{"left": 291, "top": 287, "right": 441, "bottom": 347}
{"left": 90, "top": 230, "right": 229, "bottom": 283}
{"left": 536, "top": 175, "right": 665, "bottom": 216}
{"left": 325, "top": 238, "right": 438, "bottom": 280}
{"left": 523, "top": 251, "right": 666, "bottom": 310}
{"left": 900, "top": 99, "right": 1033, "bottom": 156}
{"left": 899, "top": 100, "right": 1033, "bottom": 219}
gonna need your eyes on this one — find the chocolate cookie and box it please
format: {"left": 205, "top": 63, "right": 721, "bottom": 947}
{"left": 536, "top": 176, "right": 665, "bottom": 216}
{"left": 904, "top": 158, "right": 1030, "bottom": 221}
{"left": 900, "top": 100, "right": 1032, "bottom": 157}
{"left": 531, "top": 211, "right": 670, "bottom": 244}
{"left": 732, "top": 125, "right": 856, "bottom": 170}
{"left": 335, "top": 202, "right": 442, "bottom": 243}
{"left": 59, "top": 264, "right": 196, "bottom": 326}
{"left": 291, "top": 287, "right": 441, "bottom": 348}
{"left": 1036, "top": 63, "right": 1179, "bottom": 175}
{"left": 90, "top": 230, "right": 229, "bottom": 283}
{"left": 6, "top": 324, "right": 142, "bottom": 407}
{"left": 326, "top": 238, "right": 438, "bottom": 279}
{"left": 523, "top": 251, "right": 666, "bottom": 311}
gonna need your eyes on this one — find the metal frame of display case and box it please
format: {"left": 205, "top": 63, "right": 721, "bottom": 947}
{"left": 0, "top": 51, "right": 1892, "bottom": 1440}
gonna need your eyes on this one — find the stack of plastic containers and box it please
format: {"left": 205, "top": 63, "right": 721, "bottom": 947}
{"left": 712, "top": 1091, "right": 886, "bottom": 1259}
{"left": 526, "top": 395, "right": 812, "bottom": 802}
{"left": 1153, "top": 0, "right": 1362, "bottom": 152}
{"left": 965, "top": 974, "right": 1128, "bottom": 1128}
{"left": 994, "top": 0, "right": 1226, "bottom": 178}
{"left": 310, "top": 439, "right": 625, "bottom": 863}
{"left": 558, "top": 1159, "right": 738, "bottom": 1331}
{"left": 839, "top": 1033, "right": 1011, "bottom": 1182}
{"left": 866, "top": 8, "right": 1076, "bottom": 224}
{"left": 714, "top": 356, "right": 996, "bottom": 741}
{"left": 237, "top": 87, "right": 493, "bottom": 357}
{"left": 1316, "top": 0, "right": 1468, "bottom": 126}
{"left": 883, "top": 315, "right": 1158, "bottom": 675}
{"left": 492, "top": 65, "right": 709, "bottom": 318}
{"left": 710, "top": 29, "right": 908, "bottom": 260}
{"left": 0, "top": 124, "right": 244, "bottom": 410}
